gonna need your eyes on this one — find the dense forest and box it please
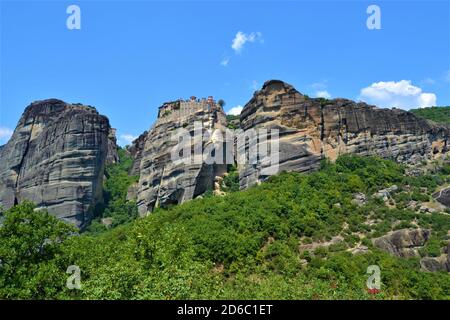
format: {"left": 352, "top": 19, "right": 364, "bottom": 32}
{"left": 1, "top": 153, "right": 449, "bottom": 299}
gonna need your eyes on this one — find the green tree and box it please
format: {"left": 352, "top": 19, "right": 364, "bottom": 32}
{"left": 410, "top": 106, "right": 450, "bottom": 124}
{"left": 0, "top": 201, "right": 75, "bottom": 298}
{"left": 88, "top": 147, "right": 139, "bottom": 232}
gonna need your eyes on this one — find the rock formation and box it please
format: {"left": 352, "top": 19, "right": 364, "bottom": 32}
{"left": 372, "top": 228, "right": 430, "bottom": 258}
{"left": 6, "top": 79, "right": 447, "bottom": 227}
{"left": 127, "top": 131, "right": 148, "bottom": 176}
{"left": 128, "top": 80, "right": 450, "bottom": 213}
{"left": 420, "top": 243, "right": 450, "bottom": 272}
{"left": 0, "top": 99, "right": 116, "bottom": 229}
{"left": 106, "top": 128, "right": 119, "bottom": 165}
{"left": 134, "top": 97, "right": 228, "bottom": 215}
{"left": 239, "top": 80, "right": 449, "bottom": 188}
{"left": 432, "top": 186, "right": 450, "bottom": 207}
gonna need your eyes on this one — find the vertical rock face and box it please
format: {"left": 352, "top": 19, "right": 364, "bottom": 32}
{"left": 127, "top": 131, "right": 148, "bottom": 176}
{"left": 106, "top": 128, "right": 119, "bottom": 165}
{"left": 239, "top": 80, "right": 449, "bottom": 188}
{"left": 0, "top": 99, "right": 115, "bottom": 229}
{"left": 135, "top": 97, "right": 227, "bottom": 215}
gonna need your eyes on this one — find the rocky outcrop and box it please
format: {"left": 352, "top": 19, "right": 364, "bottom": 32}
{"left": 135, "top": 97, "right": 228, "bottom": 215}
{"left": 127, "top": 131, "right": 148, "bottom": 176}
{"left": 372, "top": 228, "right": 430, "bottom": 258}
{"left": 373, "top": 185, "right": 398, "bottom": 201}
{"left": 420, "top": 256, "right": 449, "bottom": 272}
{"left": 0, "top": 99, "right": 115, "bottom": 229}
{"left": 420, "top": 243, "right": 450, "bottom": 272}
{"left": 239, "top": 80, "right": 449, "bottom": 188}
{"left": 129, "top": 80, "right": 450, "bottom": 213}
{"left": 352, "top": 192, "right": 367, "bottom": 206}
{"left": 4, "top": 80, "right": 448, "bottom": 229}
{"left": 432, "top": 186, "right": 450, "bottom": 207}
{"left": 298, "top": 236, "right": 344, "bottom": 252}
{"left": 106, "top": 128, "right": 119, "bottom": 165}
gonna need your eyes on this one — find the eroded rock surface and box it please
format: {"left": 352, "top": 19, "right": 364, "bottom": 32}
{"left": 432, "top": 186, "right": 450, "bottom": 207}
{"left": 127, "top": 131, "right": 148, "bottom": 176}
{"left": 420, "top": 243, "right": 449, "bottom": 272}
{"left": 135, "top": 97, "right": 228, "bottom": 215}
{"left": 420, "top": 255, "right": 449, "bottom": 272}
{"left": 106, "top": 128, "right": 119, "bottom": 165}
{"left": 0, "top": 99, "right": 115, "bottom": 229}
{"left": 372, "top": 228, "right": 430, "bottom": 258}
{"left": 239, "top": 80, "right": 449, "bottom": 188}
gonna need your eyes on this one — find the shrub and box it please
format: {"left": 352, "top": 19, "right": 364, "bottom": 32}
{"left": 0, "top": 201, "right": 75, "bottom": 299}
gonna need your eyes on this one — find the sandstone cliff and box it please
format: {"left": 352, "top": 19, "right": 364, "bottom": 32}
{"left": 127, "top": 131, "right": 148, "bottom": 176}
{"left": 239, "top": 80, "right": 449, "bottom": 188}
{"left": 134, "top": 97, "right": 228, "bottom": 215}
{"left": 106, "top": 128, "right": 119, "bottom": 165}
{"left": 0, "top": 99, "right": 116, "bottom": 229}
{"left": 8, "top": 80, "right": 444, "bottom": 225}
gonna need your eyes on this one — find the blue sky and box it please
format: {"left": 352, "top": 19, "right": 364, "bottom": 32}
{"left": 1, "top": 0, "right": 449, "bottom": 146}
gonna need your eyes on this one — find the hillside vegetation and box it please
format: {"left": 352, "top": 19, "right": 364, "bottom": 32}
{"left": 410, "top": 106, "right": 450, "bottom": 124}
{"left": 87, "top": 148, "right": 139, "bottom": 233}
{"left": 0, "top": 155, "right": 449, "bottom": 299}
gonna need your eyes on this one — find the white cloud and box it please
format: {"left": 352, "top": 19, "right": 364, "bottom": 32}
{"left": 419, "top": 93, "right": 437, "bottom": 108}
{"left": 227, "top": 105, "right": 243, "bottom": 116}
{"left": 220, "top": 56, "right": 230, "bottom": 66}
{"left": 0, "top": 127, "right": 13, "bottom": 143}
{"left": 310, "top": 81, "right": 328, "bottom": 90}
{"left": 309, "top": 81, "right": 331, "bottom": 98}
{"left": 359, "top": 80, "right": 437, "bottom": 110}
{"left": 445, "top": 70, "right": 450, "bottom": 82}
{"left": 251, "top": 80, "right": 259, "bottom": 91}
{"left": 422, "top": 77, "right": 436, "bottom": 85}
{"left": 119, "top": 134, "right": 138, "bottom": 146}
{"left": 231, "top": 31, "right": 262, "bottom": 53}
{"left": 315, "top": 90, "right": 331, "bottom": 99}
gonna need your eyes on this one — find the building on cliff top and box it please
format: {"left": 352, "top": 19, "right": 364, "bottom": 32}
{"left": 156, "top": 96, "right": 220, "bottom": 125}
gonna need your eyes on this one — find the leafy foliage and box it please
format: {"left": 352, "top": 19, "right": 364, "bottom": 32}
{"left": 222, "top": 165, "right": 240, "bottom": 192}
{"left": 410, "top": 106, "right": 450, "bottom": 124}
{"left": 0, "top": 156, "right": 449, "bottom": 299}
{"left": 0, "top": 201, "right": 75, "bottom": 298}
{"left": 226, "top": 115, "right": 240, "bottom": 129}
{"left": 87, "top": 148, "right": 138, "bottom": 232}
